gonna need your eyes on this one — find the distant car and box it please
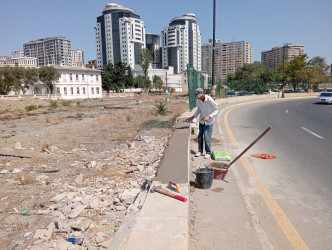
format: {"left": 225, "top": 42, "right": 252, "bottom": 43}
{"left": 238, "top": 91, "right": 253, "bottom": 96}
{"left": 225, "top": 91, "right": 237, "bottom": 97}
{"left": 316, "top": 92, "right": 332, "bottom": 104}
{"left": 263, "top": 89, "right": 279, "bottom": 94}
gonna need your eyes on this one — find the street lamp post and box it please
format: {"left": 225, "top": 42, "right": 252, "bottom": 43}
{"left": 210, "top": 0, "right": 217, "bottom": 98}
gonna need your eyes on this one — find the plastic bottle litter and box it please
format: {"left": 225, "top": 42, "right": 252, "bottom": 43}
{"left": 67, "top": 238, "right": 83, "bottom": 245}
{"left": 21, "top": 210, "right": 30, "bottom": 215}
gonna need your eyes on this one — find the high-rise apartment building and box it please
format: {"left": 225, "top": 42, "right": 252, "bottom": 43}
{"left": 261, "top": 43, "right": 304, "bottom": 69}
{"left": 11, "top": 50, "right": 24, "bottom": 58}
{"left": 162, "top": 14, "right": 201, "bottom": 74}
{"left": 95, "top": 3, "right": 146, "bottom": 69}
{"left": 146, "top": 33, "right": 161, "bottom": 69}
{"left": 201, "top": 39, "right": 222, "bottom": 80}
{"left": 221, "top": 41, "right": 252, "bottom": 80}
{"left": 23, "top": 37, "right": 72, "bottom": 66}
{"left": 71, "top": 49, "right": 84, "bottom": 67}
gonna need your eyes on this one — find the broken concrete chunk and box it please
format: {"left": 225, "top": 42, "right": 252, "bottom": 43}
{"left": 12, "top": 168, "right": 22, "bottom": 174}
{"left": 50, "top": 194, "right": 67, "bottom": 203}
{"left": 14, "top": 142, "right": 23, "bottom": 150}
{"left": 68, "top": 204, "right": 87, "bottom": 219}
{"left": 33, "top": 229, "right": 47, "bottom": 240}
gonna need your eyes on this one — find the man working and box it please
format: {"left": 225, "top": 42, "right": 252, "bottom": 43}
{"left": 187, "top": 88, "right": 219, "bottom": 159}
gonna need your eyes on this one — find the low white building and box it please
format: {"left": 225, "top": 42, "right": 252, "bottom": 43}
{"left": 53, "top": 65, "right": 102, "bottom": 99}
{"left": 132, "top": 65, "right": 188, "bottom": 93}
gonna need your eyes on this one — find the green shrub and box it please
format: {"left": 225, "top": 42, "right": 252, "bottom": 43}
{"left": 75, "top": 113, "right": 84, "bottom": 119}
{"left": 25, "top": 104, "right": 38, "bottom": 111}
{"left": 126, "top": 115, "right": 132, "bottom": 122}
{"left": 49, "top": 100, "right": 58, "bottom": 109}
{"left": 155, "top": 102, "right": 167, "bottom": 116}
{"left": 62, "top": 101, "right": 70, "bottom": 106}
{"left": 76, "top": 101, "right": 81, "bottom": 106}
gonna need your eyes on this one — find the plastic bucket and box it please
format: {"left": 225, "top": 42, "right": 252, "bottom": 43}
{"left": 206, "top": 162, "right": 228, "bottom": 180}
{"left": 195, "top": 168, "right": 214, "bottom": 189}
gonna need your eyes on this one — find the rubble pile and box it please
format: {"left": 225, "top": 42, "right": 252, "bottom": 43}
{"left": 0, "top": 135, "right": 169, "bottom": 249}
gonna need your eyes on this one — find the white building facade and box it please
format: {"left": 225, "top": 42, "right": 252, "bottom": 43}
{"left": 53, "top": 66, "right": 102, "bottom": 100}
{"left": 0, "top": 57, "right": 38, "bottom": 68}
{"left": 11, "top": 50, "right": 24, "bottom": 58}
{"left": 162, "top": 14, "right": 201, "bottom": 74}
{"left": 71, "top": 49, "right": 84, "bottom": 67}
{"left": 95, "top": 3, "right": 146, "bottom": 69}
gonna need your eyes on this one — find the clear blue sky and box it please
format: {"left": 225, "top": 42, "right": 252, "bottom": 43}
{"left": 1, "top": 0, "right": 331, "bottom": 66}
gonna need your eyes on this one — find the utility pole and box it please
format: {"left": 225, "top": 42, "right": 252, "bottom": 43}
{"left": 210, "top": 0, "right": 217, "bottom": 98}
{"left": 282, "top": 44, "right": 286, "bottom": 98}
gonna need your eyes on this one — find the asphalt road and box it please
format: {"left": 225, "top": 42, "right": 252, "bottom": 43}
{"left": 225, "top": 97, "right": 332, "bottom": 249}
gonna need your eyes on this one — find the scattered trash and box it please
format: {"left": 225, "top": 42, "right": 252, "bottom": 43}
{"left": 251, "top": 154, "right": 276, "bottom": 159}
{"left": 110, "top": 231, "right": 114, "bottom": 236}
{"left": 21, "top": 210, "right": 30, "bottom": 215}
{"left": 211, "top": 151, "right": 231, "bottom": 161}
{"left": 67, "top": 237, "right": 83, "bottom": 245}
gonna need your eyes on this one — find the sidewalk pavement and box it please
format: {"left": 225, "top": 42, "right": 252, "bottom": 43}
{"left": 109, "top": 111, "right": 194, "bottom": 250}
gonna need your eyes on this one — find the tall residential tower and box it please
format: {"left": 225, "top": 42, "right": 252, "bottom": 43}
{"left": 23, "top": 37, "right": 72, "bottom": 66}
{"left": 201, "top": 39, "right": 222, "bottom": 80}
{"left": 162, "top": 14, "right": 201, "bottom": 73}
{"left": 261, "top": 43, "right": 304, "bottom": 69}
{"left": 95, "top": 3, "right": 146, "bottom": 69}
{"left": 221, "top": 41, "right": 252, "bottom": 80}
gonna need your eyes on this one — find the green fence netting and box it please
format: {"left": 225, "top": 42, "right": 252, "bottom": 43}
{"left": 187, "top": 65, "right": 207, "bottom": 111}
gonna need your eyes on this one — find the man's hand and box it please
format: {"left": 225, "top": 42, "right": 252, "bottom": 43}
{"left": 203, "top": 116, "right": 211, "bottom": 122}
{"left": 186, "top": 116, "right": 195, "bottom": 122}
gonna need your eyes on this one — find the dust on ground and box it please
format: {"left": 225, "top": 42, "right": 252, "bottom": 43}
{"left": 0, "top": 93, "right": 188, "bottom": 249}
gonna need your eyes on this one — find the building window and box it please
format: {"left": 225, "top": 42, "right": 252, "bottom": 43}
{"left": 96, "top": 75, "right": 99, "bottom": 81}
{"left": 64, "top": 87, "right": 67, "bottom": 95}
{"left": 96, "top": 87, "right": 100, "bottom": 94}
{"left": 76, "top": 74, "right": 79, "bottom": 81}
{"left": 83, "top": 87, "right": 86, "bottom": 95}
{"left": 70, "top": 74, "right": 72, "bottom": 81}
{"left": 82, "top": 74, "right": 85, "bottom": 80}
{"left": 70, "top": 87, "right": 74, "bottom": 95}
{"left": 91, "top": 87, "right": 94, "bottom": 95}
{"left": 56, "top": 87, "right": 60, "bottom": 94}
{"left": 77, "top": 87, "right": 80, "bottom": 94}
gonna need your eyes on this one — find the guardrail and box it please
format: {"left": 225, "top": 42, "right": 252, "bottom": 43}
{"left": 215, "top": 92, "right": 319, "bottom": 105}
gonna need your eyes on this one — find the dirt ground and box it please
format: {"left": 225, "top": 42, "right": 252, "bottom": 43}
{"left": 0, "top": 93, "right": 188, "bottom": 249}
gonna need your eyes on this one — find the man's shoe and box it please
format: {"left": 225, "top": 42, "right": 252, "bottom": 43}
{"left": 204, "top": 154, "right": 211, "bottom": 159}
{"left": 195, "top": 152, "right": 203, "bottom": 157}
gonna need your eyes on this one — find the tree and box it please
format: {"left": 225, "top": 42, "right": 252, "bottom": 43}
{"left": 152, "top": 75, "right": 163, "bottom": 90}
{"left": 24, "top": 68, "right": 39, "bottom": 93}
{"left": 138, "top": 48, "right": 153, "bottom": 77}
{"left": 102, "top": 62, "right": 132, "bottom": 92}
{"left": 126, "top": 67, "right": 134, "bottom": 89}
{"left": 134, "top": 75, "right": 151, "bottom": 91}
{"left": 101, "top": 62, "right": 114, "bottom": 92}
{"left": 226, "top": 62, "right": 281, "bottom": 94}
{"left": 38, "top": 66, "right": 60, "bottom": 93}
{"left": 308, "top": 56, "right": 330, "bottom": 74}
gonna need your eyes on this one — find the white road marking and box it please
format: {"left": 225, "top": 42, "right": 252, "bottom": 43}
{"left": 286, "top": 109, "right": 289, "bottom": 114}
{"left": 301, "top": 127, "right": 324, "bottom": 139}
{"left": 295, "top": 103, "right": 301, "bottom": 106}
